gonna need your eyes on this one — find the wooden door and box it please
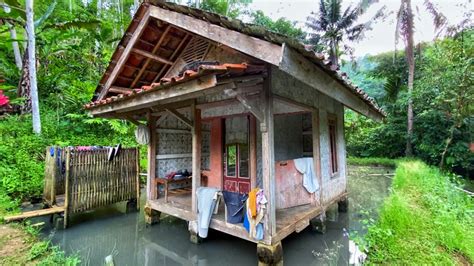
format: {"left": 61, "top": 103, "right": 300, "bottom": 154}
{"left": 224, "top": 143, "right": 250, "bottom": 193}
{"left": 223, "top": 116, "right": 250, "bottom": 193}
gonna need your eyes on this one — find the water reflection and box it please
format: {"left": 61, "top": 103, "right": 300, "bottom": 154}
{"left": 40, "top": 165, "right": 393, "bottom": 265}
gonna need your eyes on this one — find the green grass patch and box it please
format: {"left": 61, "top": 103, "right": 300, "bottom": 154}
{"left": 348, "top": 157, "right": 399, "bottom": 167}
{"left": 361, "top": 161, "right": 474, "bottom": 264}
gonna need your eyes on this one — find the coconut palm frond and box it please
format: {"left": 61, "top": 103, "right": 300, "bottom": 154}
{"left": 423, "top": 0, "right": 448, "bottom": 38}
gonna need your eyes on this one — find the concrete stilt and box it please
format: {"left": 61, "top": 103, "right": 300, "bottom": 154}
{"left": 257, "top": 242, "right": 283, "bottom": 266}
{"left": 310, "top": 213, "right": 327, "bottom": 234}
{"left": 326, "top": 204, "right": 339, "bottom": 222}
{"left": 126, "top": 198, "right": 138, "bottom": 213}
{"left": 188, "top": 221, "right": 203, "bottom": 244}
{"left": 144, "top": 204, "right": 160, "bottom": 225}
{"left": 338, "top": 197, "right": 349, "bottom": 213}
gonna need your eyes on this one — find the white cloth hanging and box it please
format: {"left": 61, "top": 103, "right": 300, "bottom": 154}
{"left": 134, "top": 125, "right": 150, "bottom": 145}
{"left": 294, "top": 157, "right": 319, "bottom": 193}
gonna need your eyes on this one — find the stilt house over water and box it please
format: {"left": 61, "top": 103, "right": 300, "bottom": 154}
{"left": 85, "top": 1, "right": 384, "bottom": 264}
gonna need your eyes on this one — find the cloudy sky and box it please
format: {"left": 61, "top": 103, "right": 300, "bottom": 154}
{"left": 248, "top": 0, "right": 472, "bottom": 56}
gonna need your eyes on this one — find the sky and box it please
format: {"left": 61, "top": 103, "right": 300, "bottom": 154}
{"left": 247, "top": 0, "right": 472, "bottom": 57}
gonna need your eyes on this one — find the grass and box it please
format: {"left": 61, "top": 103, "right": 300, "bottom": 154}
{"left": 0, "top": 222, "right": 80, "bottom": 265}
{"left": 361, "top": 161, "right": 474, "bottom": 264}
{"left": 347, "top": 157, "right": 398, "bottom": 167}
{"left": 1, "top": 195, "right": 80, "bottom": 265}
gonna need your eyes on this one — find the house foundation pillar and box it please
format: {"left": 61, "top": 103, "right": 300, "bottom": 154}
{"left": 257, "top": 241, "right": 283, "bottom": 266}
{"left": 310, "top": 213, "right": 327, "bottom": 234}
{"left": 144, "top": 203, "right": 160, "bottom": 225}
{"left": 338, "top": 196, "right": 349, "bottom": 213}
{"left": 188, "top": 220, "right": 203, "bottom": 244}
{"left": 126, "top": 198, "right": 138, "bottom": 213}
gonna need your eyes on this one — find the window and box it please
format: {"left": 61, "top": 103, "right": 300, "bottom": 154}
{"left": 328, "top": 116, "right": 338, "bottom": 175}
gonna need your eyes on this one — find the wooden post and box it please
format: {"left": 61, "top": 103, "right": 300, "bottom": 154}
{"left": 249, "top": 115, "right": 257, "bottom": 189}
{"left": 312, "top": 109, "right": 322, "bottom": 206}
{"left": 191, "top": 102, "right": 202, "bottom": 213}
{"left": 261, "top": 69, "right": 276, "bottom": 239}
{"left": 135, "top": 148, "right": 141, "bottom": 210}
{"left": 63, "top": 148, "right": 71, "bottom": 229}
{"left": 147, "top": 113, "right": 158, "bottom": 200}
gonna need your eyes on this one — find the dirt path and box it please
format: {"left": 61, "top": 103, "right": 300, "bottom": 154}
{"left": 0, "top": 225, "right": 35, "bottom": 265}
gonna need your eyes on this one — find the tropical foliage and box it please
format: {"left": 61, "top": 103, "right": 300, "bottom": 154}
{"left": 344, "top": 30, "right": 473, "bottom": 177}
{"left": 306, "top": 0, "right": 384, "bottom": 66}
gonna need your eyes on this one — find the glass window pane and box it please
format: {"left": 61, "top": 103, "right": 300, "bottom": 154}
{"left": 239, "top": 144, "right": 249, "bottom": 177}
{"left": 226, "top": 144, "right": 237, "bottom": 176}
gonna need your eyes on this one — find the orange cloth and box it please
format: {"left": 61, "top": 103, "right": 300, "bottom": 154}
{"left": 248, "top": 188, "right": 259, "bottom": 218}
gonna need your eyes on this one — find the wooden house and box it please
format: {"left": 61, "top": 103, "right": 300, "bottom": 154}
{"left": 85, "top": 1, "right": 384, "bottom": 264}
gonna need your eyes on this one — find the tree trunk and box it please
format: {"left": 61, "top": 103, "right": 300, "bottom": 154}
{"left": 404, "top": 0, "right": 414, "bottom": 157}
{"left": 330, "top": 38, "right": 338, "bottom": 68}
{"left": 439, "top": 124, "right": 455, "bottom": 169}
{"left": 8, "top": 25, "right": 23, "bottom": 70}
{"left": 25, "top": 0, "right": 41, "bottom": 134}
{"left": 2, "top": 5, "right": 23, "bottom": 70}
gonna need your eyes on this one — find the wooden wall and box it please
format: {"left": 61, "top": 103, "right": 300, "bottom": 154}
{"left": 271, "top": 67, "right": 347, "bottom": 205}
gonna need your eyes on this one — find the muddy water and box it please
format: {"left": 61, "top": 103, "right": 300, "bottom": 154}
{"left": 40, "top": 165, "right": 393, "bottom": 265}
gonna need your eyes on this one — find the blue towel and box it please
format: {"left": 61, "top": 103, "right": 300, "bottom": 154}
{"left": 197, "top": 187, "right": 219, "bottom": 238}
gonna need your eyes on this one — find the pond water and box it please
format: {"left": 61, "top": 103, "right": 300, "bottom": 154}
{"left": 39, "top": 165, "right": 393, "bottom": 265}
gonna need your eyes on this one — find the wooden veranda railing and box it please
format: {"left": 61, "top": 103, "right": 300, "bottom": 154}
{"left": 43, "top": 146, "right": 140, "bottom": 227}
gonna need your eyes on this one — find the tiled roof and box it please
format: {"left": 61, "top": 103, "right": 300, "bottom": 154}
{"left": 84, "top": 63, "right": 253, "bottom": 109}
{"left": 89, "top": 1, "right": 385, "bottom": 117}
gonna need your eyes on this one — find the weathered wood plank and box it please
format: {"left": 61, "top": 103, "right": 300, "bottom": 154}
{"left": 312, "top": 109, "right": 322, "bottom": 206}
{"left": 261, "top": 69, "right": 276, "bottom": 238}
{"left": 109, "top": 86, "right": 133, "bottom": 95}
{"left": 165, "top": 108, "right": 193, "bottom": 128}
{"left": 278, "top": 44, "right": 383, "bottom": 121}
{"left": 98, "top": 10, "right": 151, "bottom": 100}
{"left": 4, "top": 206, "right": 65, "bottom": 222}
{"left": 191, "top": 102, "right": 201, "bottom": 213}
{"left": 147, "top": 114, "right": 158, "bottom": 200}
{"left": 89, "top": 75, "right": 218, "bottom": 116}
{"left": 131, "top": 48, "right": 174, "bottom": 66}
{"left": 149, "top": 6, "right": 282, "bottom": 66}
{"left": 131, "top": 25, "right": 172, "bottom": 88}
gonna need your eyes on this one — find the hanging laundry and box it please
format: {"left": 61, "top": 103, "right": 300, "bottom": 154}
{"left": 294, "top": 157, "right": 319, "bottom": 193}
{"left": 244, "top": 188, "right": 267, "bottom": 240}
{"left": 248, "top": 188, "right": 259, "bottom": 218}
{"left": 197, "top": 187, "right": 219, "bottom": 238}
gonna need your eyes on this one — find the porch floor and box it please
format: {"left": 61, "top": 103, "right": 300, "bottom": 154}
{"left": 148, "top": 192, "right": 328, "bottom": 244}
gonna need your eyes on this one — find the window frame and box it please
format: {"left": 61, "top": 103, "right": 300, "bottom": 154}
{"left": 328, "top": 114, "right": 339, "bottom": 177}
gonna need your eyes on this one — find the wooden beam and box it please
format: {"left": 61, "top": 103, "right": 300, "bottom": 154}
{"left": 152, "top": 33, "right": 190, "bottom": 83}
{"left": 4, "top": 206, "right": 65, "bottom": 222}
{"left": 278, "top": 44, "right": 383, "bottom": 121}
{"left": 131, "top": 25, "right": 172, "bottom": 88}
{"left": 165, "top": 108, "right": 193, "bottom": 128}
{"left": 273, "top": 94, "right": 314, "bottom": 112}
{"left": 191, "top": 102, "right": 202, "bottom": 213}
{"left": 89, "top": 75, "right": 218, "bottom": 116}
{"left": 131, "top": 48, "right": 174, "bottom": 65}
{"left": 149, "top": 6, "right": 281, "bottom": 66}
{"left": 261, "top": 70, "right": 276, "bottom": 238}
{"left": 234, "top": 93, "right": 264, "bottom": 122}
{"left": 98, "top": 10, "right": 151, "bottom": 100}
{"left": 147, "top": 113, "right": 158, "bottom": 200}
{"left": 249, "top": 115, "right": 257, "bottom": 189}
{"left": 156, "top": 113, "right": 167, "bottom": 126}
{"left": 109, "top": 86, "right": 133, "bottom": 95}
{"left": 312, "top": 109, "right": 322, "bottom": 206}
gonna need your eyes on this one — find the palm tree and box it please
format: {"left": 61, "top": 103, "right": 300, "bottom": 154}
{"left": 395, "top": 0, "right": 448, "bottom": 156}
{"left": 306, "top": 0, "right": 384, "bottom": 68}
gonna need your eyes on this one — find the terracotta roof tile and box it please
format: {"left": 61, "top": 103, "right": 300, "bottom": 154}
{"left": 85, "top": 63, "right": 250, "bottom": 109}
